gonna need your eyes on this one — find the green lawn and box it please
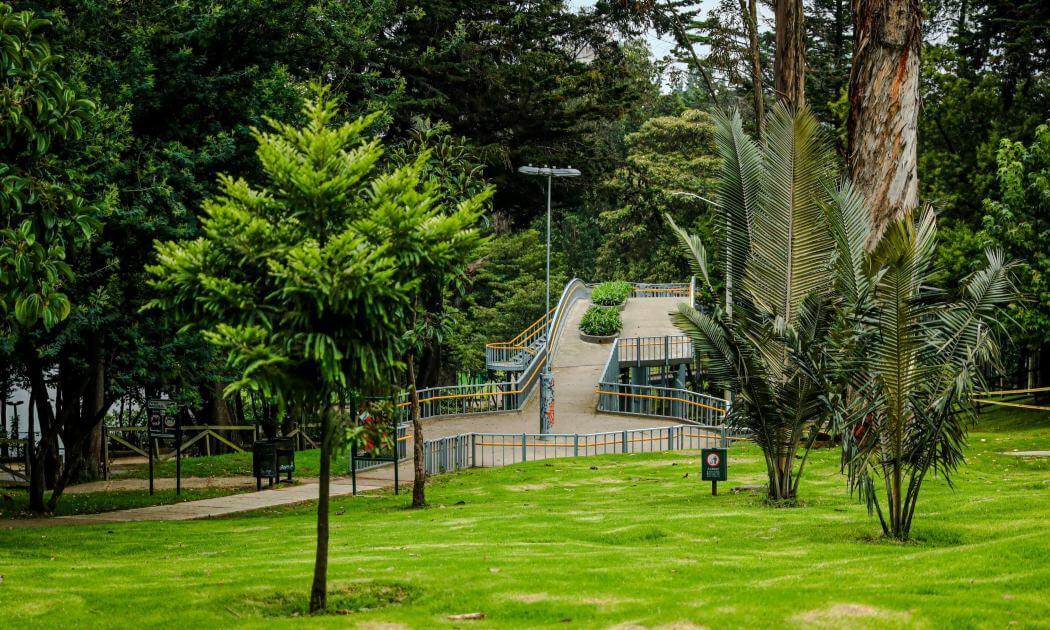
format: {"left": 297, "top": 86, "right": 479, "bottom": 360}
{"left": 115, "top": 446, "right": 347, "bottom": 480}
{"left": 0, "top": 408, "right": 1047, "bottom": 628}
{"left": 0, "top": 486, "right": 251, "bottom": 518}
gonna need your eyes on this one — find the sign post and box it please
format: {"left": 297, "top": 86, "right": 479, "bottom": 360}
{"left": 147, "top": 399, "right": 179, "bottom": 496}
{"left": 701, "top": 447, "right": 727, "bottom": 496}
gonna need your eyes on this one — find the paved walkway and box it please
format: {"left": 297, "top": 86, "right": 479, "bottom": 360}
{"left": 3, "top": 296, "right": 689, "bottom": 529}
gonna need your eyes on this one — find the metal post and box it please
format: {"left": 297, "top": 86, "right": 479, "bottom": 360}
{"left": 546, "top": 174, "right": 552, "bottom": 316}
{"left": 667, "top": 426, "right": 673, "bottom": 451}
{"left": 175, "top": 420, "right": 182, "bottom": 496}
{"left": 622, "top": 430, "right": 628, "bottom": 453}
{"left": 471, "top": 433, "right": 477, "bottom": 468}
{"left": 522, "top": 433, "right": 527, "bottom": 463}
{"left": 147, "top": 433, "right": 155, "bottom": 496}
{"left": 574, "top": 434, "right": 579, "bottom": 457}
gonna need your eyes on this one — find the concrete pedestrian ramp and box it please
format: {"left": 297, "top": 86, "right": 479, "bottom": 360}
{"left": 419, "top": 295, "right": 688, "bottom": 440}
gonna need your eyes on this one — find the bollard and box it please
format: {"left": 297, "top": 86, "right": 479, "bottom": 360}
{"left": 622, "top": 430, "right": 628, "bottom": 453}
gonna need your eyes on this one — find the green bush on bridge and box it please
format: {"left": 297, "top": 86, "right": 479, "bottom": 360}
{"left": 580, "top": 305, "right": 622, "bottom": 336}
{"left": 590, "top": 281, "right": 631, "bottom": 306}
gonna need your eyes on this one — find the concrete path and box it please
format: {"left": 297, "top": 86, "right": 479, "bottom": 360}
{"left": 2, "top": 296, "right": 690, "bottom": 529}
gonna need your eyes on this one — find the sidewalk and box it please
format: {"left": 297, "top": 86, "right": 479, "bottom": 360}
{"left": 2, "top": 467, "right": 406, "bottom": 529}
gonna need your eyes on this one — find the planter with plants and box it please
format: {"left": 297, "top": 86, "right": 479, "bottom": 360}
{"left": 590, "top": 280, "right": 631, "bottom": 311}
{"left": 578, "top": 305, "right": 622, "bottom": 343}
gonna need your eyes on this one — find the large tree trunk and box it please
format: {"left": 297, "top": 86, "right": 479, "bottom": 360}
{"left": 309, "top": 403, "right": 332, "bottom": 613}
{"left": 847, "top": 0, "right": 922, "bottom": 242}
{"left": 740, "top": 0, "right": 766, "bottom": 140}
{"left": 202, "top": 380, "right": 235, "bottom": 453}
{"left": 67, "top": 341, "right": 106, "bottom": 484}
{"left": 774, "top": 0, "right": 806, "bottom": 106}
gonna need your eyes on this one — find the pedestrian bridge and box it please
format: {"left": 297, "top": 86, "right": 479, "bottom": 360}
{"left": 393, "top": 278, "right": 728, "bottom": 435}
{"left": 352, "top": 278, "right": 732, "bottom": 484}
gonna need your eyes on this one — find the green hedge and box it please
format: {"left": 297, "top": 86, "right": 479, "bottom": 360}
{"left": 590, "top": 280, "right": 631, "bottom": 306}
{"left": 579, "top": 305, "right": 622, "bottom": 336}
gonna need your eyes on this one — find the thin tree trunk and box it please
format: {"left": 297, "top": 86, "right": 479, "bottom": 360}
{"left": 740, "top": 0, "right": 766, "bottom": 140}
{"left": 847, "top": 0, "right": 922, "bottom": 244}
{"left": 774, "top": 0, "right": 806, "bottom": 106}
{"left": 27, "top": 386, "right": 45, "bottom": 512}
{"left": 309, "top": 402, "right": 332, "bottom": 613}
{"left": 663, "top": 10, "right": 722, "bottom": 108}
{"left": 409, "top": 351, "right": 426, "bottom": 508}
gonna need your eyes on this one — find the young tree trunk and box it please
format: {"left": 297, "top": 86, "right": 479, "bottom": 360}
{"left": 774, "top": 0, "right": 806, "bottom": 106}
{"left": 309, "top": 403, "right": 332, "bottom": 613}
{"left": 847, "top": 0, "right": 922, "bottom": 243}
{"left": 740, "top": 0, "right": 766, "bottom": 140}
{"left": 408, "top": 351, "right": 426, "bottom": 508}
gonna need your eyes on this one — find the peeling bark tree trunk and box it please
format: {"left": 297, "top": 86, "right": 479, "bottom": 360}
{"left": 847, "top": 0, "right": 922, "bottom": 243}
{"left": 774, "top": 0, "right": 806, "bottom": 106}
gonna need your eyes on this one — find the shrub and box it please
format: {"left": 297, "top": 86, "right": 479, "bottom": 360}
{"left": 590, "top": 280, "right": 631, "bottom": 306}
{"left": 579, "top": 305, "right": 621, "bottom": 336}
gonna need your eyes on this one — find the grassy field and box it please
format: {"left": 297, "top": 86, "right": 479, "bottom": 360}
{"left": 115, "top": 446, "right": 346, "bottom": 480}
{"left": 0, "top": 407, "right": 1047, "bottom": 628}
{"left": 0, "top": 486, "right": 254, "bottom": 518}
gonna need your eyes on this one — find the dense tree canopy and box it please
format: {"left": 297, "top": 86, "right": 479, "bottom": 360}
{"left": 1, "top": 0, "right": 1044, "bottom": 519}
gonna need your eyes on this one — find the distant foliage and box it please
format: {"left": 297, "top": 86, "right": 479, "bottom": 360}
{"left": 596, "top": 109, "right": 719, "bottom": 283}
{"left": 580, "top": 306, "right": 621, "bottom": 337}
{"left": 590, "top": 281, "right": 631, "bottom": 306}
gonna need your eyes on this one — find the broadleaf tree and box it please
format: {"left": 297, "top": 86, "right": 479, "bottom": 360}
{"left": 0, "top": 5, "right": 101, "bottom": 512}
{"left": 389, "top": 119, "right": 491, "bottom": 508}
{"left": 145, "top": 87, "right": 480, "bottom": 612}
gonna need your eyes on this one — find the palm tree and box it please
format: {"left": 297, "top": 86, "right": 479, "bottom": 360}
{"left": 667, "top": 104, "right": 840, "bottom": 501}
{"left": 828, "top": 201, "right": 1018, "bottom": 540}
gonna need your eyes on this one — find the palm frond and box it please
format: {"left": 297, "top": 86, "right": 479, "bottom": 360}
{"left": 745, "top": 104, "right": 835, "bottom": 326}
{"left": 712, "top": 109, "right": 760, "bottom": 292}
{"left": 665, "top": 213, "right": 711, "bottom": 290}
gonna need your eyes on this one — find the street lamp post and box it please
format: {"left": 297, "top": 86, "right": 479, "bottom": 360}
{"left": 518, "top": 165, "right": 580, "bottom": 433}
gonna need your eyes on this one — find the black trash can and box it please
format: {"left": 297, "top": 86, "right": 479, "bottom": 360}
{"left": 252, "top": 438, "right": 295, "bottom": 490}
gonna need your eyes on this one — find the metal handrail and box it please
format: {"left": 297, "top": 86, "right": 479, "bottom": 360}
{"left": 596, "top": 335, "right": 729, "bottom": 426}
{"left": 484, "top": 306, "right": 555, "bottom": 367}
{"left": 545, "top": 279, "right": 591, "bottom": 362}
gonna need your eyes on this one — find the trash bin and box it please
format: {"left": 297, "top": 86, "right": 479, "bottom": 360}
{"left": 252, "top": 438, "right": 295, "bottom": 490}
